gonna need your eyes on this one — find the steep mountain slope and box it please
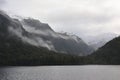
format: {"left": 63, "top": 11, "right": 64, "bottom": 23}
{"left": 1, "top": 11, "right": 120, "bottom": 65}
{"left": 89, "top": 36, "right": 120, "bottom": 64}
{"left": 0, "top": 11, "right": 85, "bottom": 65}
{"left": 21, "top": 18, "right": 94, "bottom": 55}
{"left": 87, "top": 33, "right": 118, "bottom": 50}
{"left": 0, "top": 11, "right": 93, "bottom": 55}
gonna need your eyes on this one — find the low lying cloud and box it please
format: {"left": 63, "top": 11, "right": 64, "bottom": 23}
{"left": 1, "top": 0, "right": 120, "bottom": 41}
{"left": 8, "top": 25, "right": 56, "bottom": 50}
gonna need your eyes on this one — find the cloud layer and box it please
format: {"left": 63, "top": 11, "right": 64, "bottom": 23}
{"left": 1, "top": 0, "right": 120, "bottom": 40}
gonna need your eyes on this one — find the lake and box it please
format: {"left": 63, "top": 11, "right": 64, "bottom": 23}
{"left": 0, "top": 65, "right": 120, "bottom": 80}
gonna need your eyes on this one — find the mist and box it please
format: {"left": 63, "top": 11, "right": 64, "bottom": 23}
{"left": 0, "top": 0, "right": 120, "bottom": 41}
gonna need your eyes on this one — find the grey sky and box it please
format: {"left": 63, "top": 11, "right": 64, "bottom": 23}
{"left": 0, "top": 0, "right": 120, "bottom": 40}
{"left": 0, "top": 0, "right": 6, "bottom": 6}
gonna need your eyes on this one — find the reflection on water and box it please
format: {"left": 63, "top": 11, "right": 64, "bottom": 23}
{"left": 0, "top": 66, "right": 120, "bottom": 80}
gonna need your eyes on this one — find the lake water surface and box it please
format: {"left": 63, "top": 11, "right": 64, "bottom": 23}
{"left": 0, "top": 65, "right": 120, "bottom": 80}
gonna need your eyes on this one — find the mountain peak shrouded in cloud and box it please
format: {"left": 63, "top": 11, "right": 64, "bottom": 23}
{"left": 1, "top": 0, "right": 120, "bottom": 40}
{"left": 23, "top": 18, "right": 53, "bottom": 31}
{"left": 0, "top": 0, "right": 120, "bottom": 54}
{"left": 0, "top": 10, "right": 94, "bottom": 55}
{"left": 87, "top": 33, "right": 119, "bottom": 50}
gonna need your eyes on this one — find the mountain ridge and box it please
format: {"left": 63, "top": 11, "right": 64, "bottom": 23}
{"left": 88, "top": 36, "right": 120, "bottom": 64}
{"left": 87, "top": 33, "right": 118, "bottom": 50}
{"left": 1, "top": 10, "right": 120, "bottom": 65}
{"left": 0, "top": 11, "right": 94, "bottom": 55}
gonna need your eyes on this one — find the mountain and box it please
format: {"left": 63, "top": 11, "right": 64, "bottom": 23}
{"left": 0, "top": 11, "right": 87, "bottom": 65}
{"left": 0, "top": 10, "right": 93, "bottom": 56}
{"left": 87, "top": 33, "right": 118, "bottom": 50}
{"left": 88, "top": 36, "right": 120, "bottom": 64}
{"left": 1, "top": 10, "right": 120, "bottom": 65}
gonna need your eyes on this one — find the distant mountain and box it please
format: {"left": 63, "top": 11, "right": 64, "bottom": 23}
{"left": 0, "top": 11, "right": 93, "bottom": 56}
{"left": 88, "top": 36, "right": 120, "bottom": 64}
{"left": 87, "top": 33, "right": 118, "bottom": 50}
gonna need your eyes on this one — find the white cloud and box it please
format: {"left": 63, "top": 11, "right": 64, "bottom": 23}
{"left": 1, "top": 0, "right": 120, "bottom": 40}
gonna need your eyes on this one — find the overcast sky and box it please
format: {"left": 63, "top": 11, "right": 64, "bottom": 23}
{"left": 0, "top": 0, "right": 120, "bottom": 40}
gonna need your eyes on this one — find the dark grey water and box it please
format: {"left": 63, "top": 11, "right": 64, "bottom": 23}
{"left": 0, "top": 66, "right": 120, "bottom": 80}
